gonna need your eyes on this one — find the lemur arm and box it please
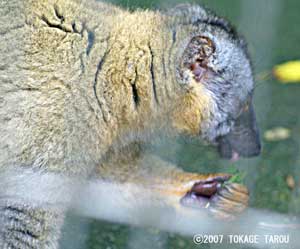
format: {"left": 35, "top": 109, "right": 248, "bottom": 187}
{"left": 95, "top": 143, "right": 249, "bottom": 220}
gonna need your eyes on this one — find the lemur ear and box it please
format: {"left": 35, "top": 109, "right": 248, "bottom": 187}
{"left": 178, "top": 36, "right": 215, "bottom": 84}
{"left": 181, "top": 36, "right": 215, "bottom": 68}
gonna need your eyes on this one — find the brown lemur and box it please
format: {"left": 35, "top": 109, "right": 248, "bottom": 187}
{"left": 0, "top": 0, "right": 261, "bottom": 248}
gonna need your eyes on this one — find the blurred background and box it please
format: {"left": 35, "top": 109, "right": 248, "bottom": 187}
{"left": 60, "top": 0, "right": 300, "bottom": 248}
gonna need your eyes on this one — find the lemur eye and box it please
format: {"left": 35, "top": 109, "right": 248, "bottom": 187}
{"left": 180, "top": 36, "right": 215, "bottom": 83}
{"left": 244, "top": 104, "right": 249, "bottom": 112}
{"left": 243, "top": 97, "right": 252, "bottom": 113}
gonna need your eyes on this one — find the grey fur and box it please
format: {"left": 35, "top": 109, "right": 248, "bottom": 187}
{"left": 169, "top": 4, "right": 254, "bottom": 142}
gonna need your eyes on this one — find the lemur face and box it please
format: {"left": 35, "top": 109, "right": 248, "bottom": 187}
{"left": 170, "top": 4, "right": 261, "bottom": 159}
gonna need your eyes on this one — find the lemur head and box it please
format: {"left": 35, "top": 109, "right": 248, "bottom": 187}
{"left": 168, "top": 4, "right": 261, "bottom": 159}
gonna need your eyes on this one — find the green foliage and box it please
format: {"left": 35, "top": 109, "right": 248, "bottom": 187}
{"left": 226, "top": 165, "right": 247, "bottom": 184}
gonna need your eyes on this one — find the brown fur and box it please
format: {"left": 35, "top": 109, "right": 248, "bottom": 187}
{"left": 0, "top": 1, "right": 248, "bottom": 248}
{"left": 0, "top": 0, "right": 212, "bottom": 173}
